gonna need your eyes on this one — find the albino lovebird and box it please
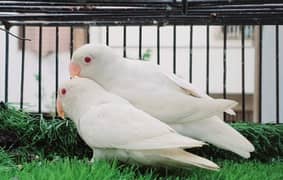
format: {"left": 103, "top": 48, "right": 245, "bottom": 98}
{"left": 56, "top": 77, "right": 219, "bottom": 170}
{"left": 69, "top": 44, "right": 255, "bottom": 158}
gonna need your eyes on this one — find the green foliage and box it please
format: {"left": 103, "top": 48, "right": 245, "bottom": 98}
{"left": 0, "top": 148, "right": 16, "bottom": 171}
{"left": 0, "top": 103, "right": 283, "bottom": 163}
{"left": 0, "top": 103, "right": 91, "bottom": 162}
{"left": 0, "top": 158, "right": 282, "bottom": 180}
{"left": 142, "top": 49, "right": 152, "bottom": 61}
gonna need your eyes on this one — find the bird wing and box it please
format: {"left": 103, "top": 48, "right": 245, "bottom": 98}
{"left": 164, "top": 72, "right": 236, "bottom": 115}
{"left": 78, "top": 102, "right": 204, "bottom": 150}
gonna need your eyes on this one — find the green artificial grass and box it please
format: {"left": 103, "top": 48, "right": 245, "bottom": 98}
{"left": 0, "top": 102, "right": 283, "bottom": 163}
{"left": 0, "top": 156, "right": 282, "bottom": 180}
{"left": 0, "top": 102, "right": 91, "bottom": 162}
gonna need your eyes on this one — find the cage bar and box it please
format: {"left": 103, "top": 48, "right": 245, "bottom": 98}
{"left": 241, "top": 25, "right": 246, "bottom": 121}
{"left": 20, "top": 25, "right": 26, "bottom": 109}
{"left": 70, "top": 26, "right": 74, "bottom": 58}
{"left": 4, "top": 26, "right": 10, "bottom": 103}
{"left": 206, "top": 25, "right": 210, "bottom": 95}
{"left": 275, "top": 25, "right": 279, "bottom": 124}
{"left": 139, "top": 25, "right": 142, "bottom": 60}
{"left": 106, "top": 26, "right": 109, "bottom": 45}
{"left": 123, "top": 25, "right": 127, "bottom": 57}
{"left": 38, "top": 25, "right": 42, "bottom": 113}
{"left": 189, "top": 25, "right": 193, "bottom": 83}
{"left": 55, "top": 26, "right": 59, "bottom": 115}
{"left": 173, "top": 25, "right": 176, "bottom": 74}
{"left": 157, "top": 25, "right": 160, "bottom": 65}
{"left": 258, "top": 25, "right": 262, "bottom": 123}
{"left": 87, "top": 25, "right": 90, "bottom": 43}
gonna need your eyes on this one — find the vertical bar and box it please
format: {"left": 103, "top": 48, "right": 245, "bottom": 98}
{"left": 86, "top": 25, "right": 90, "bottom": 43}
{"left": 4, "top": 25, "right": 10, "bottom": 103}
{"left": 173, "top": 25, "right": 176, "bottom": 74}
{"left": 139, "top": 25, "right": 142, "bottom": 60}
{"left": 223, "top": 25, "right": 227, "bottom": 121}
{"left": 70, "top": 26, "right": 74, "bottom": 58}
{"left": 106, "top": 26, "right": 109, "bottom": 45}
{"left": 55, "top": 26, "right": 59, "bottom": 115}
{"left": 38, "top": 25, "right": 42, "bottom": 113}
{"left": 157, "top": 25, "right": 160, "bottom": 65}
{"left": 182, "top": 0, "right": 188, "bottom": 14}
{"left": 241, "top": 25, "right": 246, "bottom": 121}
{"left": 206, "top": 25, "right": 210, "bottom": 95}
{"left": 259, "top": 25, "right": 262, "bottom": 123}
{"left": 20, "top": 25, "right": 26, "bottom": 109}
{"left": 123, "top": 25, "right": 127, "bottom": 57}
{"left": 189, "top": 25, "right": 193, "bottom": 83}
{"left": 275, "top": 25, "right": 279, "bottom": 124}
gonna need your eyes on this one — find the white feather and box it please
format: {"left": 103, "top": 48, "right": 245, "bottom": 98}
{"left": 59, "top": 77, "right": 218, "bottom": 170}
{"left": 171, "top": 116, "right": 255, "bottom": 158}
{"left": 78, "top": 103, "right": 204, "bottom": 150}
{"left": 71, "top": 44, "right": 255, "bottom": 158}
{"left": 94, "top": 148, "right": 219, "bottom": 170}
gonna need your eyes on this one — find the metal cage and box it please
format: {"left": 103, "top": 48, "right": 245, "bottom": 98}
{"left": 0, "top": 0, "right": 282, "bottom": 123}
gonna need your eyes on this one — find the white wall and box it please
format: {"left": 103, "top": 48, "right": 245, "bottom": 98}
{"left": 261, "top": 26, "right": 283, "bottom": 123}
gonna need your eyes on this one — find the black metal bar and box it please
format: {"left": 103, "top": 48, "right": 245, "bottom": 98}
{"left": 2, "top": 0, "right": 179, "bottom": 6}
{"left": 1, "top": 6, "right": 283, "bottom": 18}
{"left": 189, "top": 25, "right": 193, "bottom": 83}
{"left": 182, "top": 0, "right": 188, "bottom": 14}
{"left": 275, "top": 25, "right": 279, "bottom": 124}
{"left": 55, "top": 26, "right": 59, "bottom": 115}
{"left": 173, "top": 25, "right": 176, "bottom": 74}
{"left": 258, "top": 25, "right": 262, "bottom": 123}
{"left": 3, "top": 11, "right": 283, "bottom": 26}
{"left": 206, "top": 25, "right": 210, "bottom": 95}
{"left": 241, "top": 25, "right": 246, "bottom": 121}
{"left": 223, "top": 25, "right": 227, "bottom": 121}
{"left": 4, "top": 0, "right": 283, "bottom": 5}
{"left": 70, "top": 26, "right": 74, "bottom": 58}
{"left": 38, "top": 25, "right": 42, "bottom": 113}
{"left": 4, "top": 25, "right": 10, "bottom": 103}
{"left": 106, "top": 26, "right": 109, "bottom": 45}
{"left": 1, "top": 2, "right": 283, "bottom": 13}
{"left": 157, "top": 25, "right": 160, "bottom": 65}
{"left": 123, "top": 25, "right": 127, "bottom": 57}
{"left": 20, "top": 25, "right": 26, "bottom": 109}
{"left": 87, "top": 25, "right": 90, "bottom": 43}
{"left": 8, "top": 15, "right": 283, "bottom": 26}
{"left": 139, "top": 25, "right": 142, "bottom": 59}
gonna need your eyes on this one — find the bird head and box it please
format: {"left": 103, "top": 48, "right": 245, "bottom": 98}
{"left": 69, "top": 44, "right": 117, "bottom": 79}
{"left": 56, "top": 77, "right": 98, "bottom": 121}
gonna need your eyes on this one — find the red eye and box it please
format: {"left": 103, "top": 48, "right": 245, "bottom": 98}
{"left": 61, "top": 88, "right": 67, "bottom": 96}
{"left": 84, "top": 56, "right": 92, "bottom": 63}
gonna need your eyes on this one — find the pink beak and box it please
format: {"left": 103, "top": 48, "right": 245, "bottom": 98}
{"left": 69, "top": 62, "right": 81, "bottom": 78}
{"left": 56, "top": 97, "right": 65, "bottom": 119}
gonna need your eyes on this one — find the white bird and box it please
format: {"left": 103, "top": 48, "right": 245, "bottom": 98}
{"left": 56, "top": 77, "right": 219, "bottom": 170}
{"left": 69, "top": 44, "right": 255, "bottom": 158}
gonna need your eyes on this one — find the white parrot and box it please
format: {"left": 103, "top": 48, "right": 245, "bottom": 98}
{"left": 56, "top": 77, "right": 219, "bottom": 170}
{"left": 69, "top": 44, "right": 255, "bottom": 158}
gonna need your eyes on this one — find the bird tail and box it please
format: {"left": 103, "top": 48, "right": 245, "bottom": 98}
{"left": 177, "top": 99, "right": 238, "bottom": 123}
{"left": 171, "top": 116, "right": 255, "bottom": 158}
{"left": 138, "top": 149, "right": 219, "bottom": 171}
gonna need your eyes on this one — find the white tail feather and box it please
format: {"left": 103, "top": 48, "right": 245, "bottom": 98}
{"left": 171, "top": 116, "right": 255, "bottom": 158}
{"left": 117, "top": 133, "right": 205, "bottom": 150}
{"left": 150, "top": 149, "right": 219, "bottom": 171}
